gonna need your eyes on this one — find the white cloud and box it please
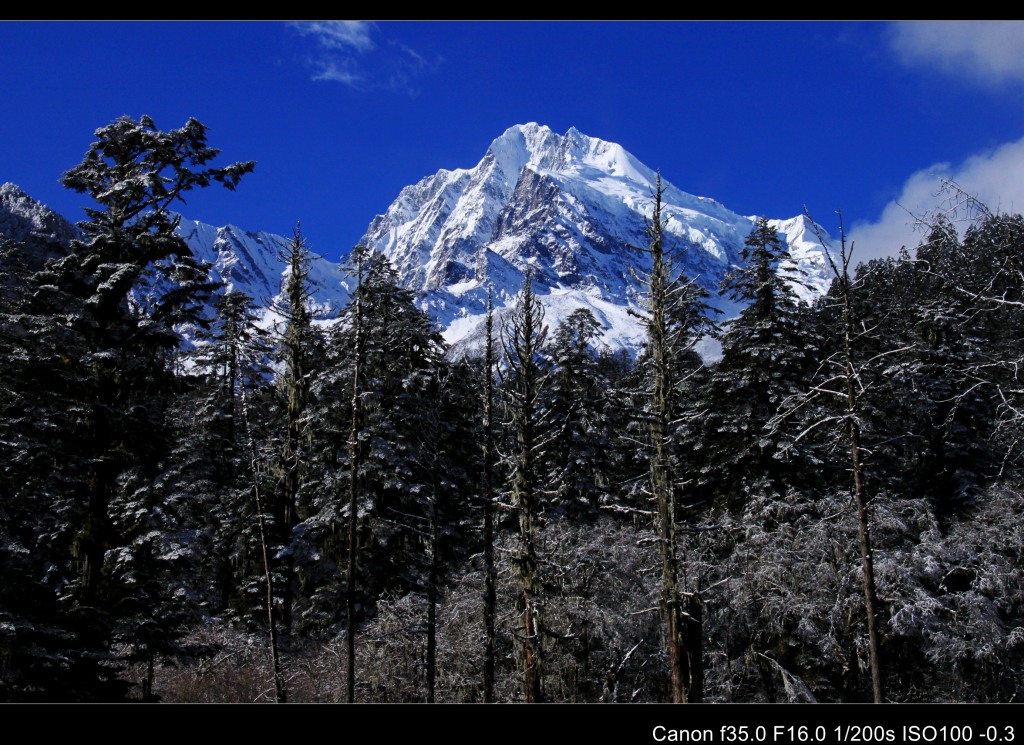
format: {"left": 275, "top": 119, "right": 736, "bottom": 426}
{"left": 850, "top": 136, "right": 1024, "bottom": 262}
{"left": 890, "top": 21, "right": 1024, "bottom": 86}
{"left": 291, "top": 21, "right": 375, "bottom": 53}
{"left": 311, "top": 61, "right": 363, "bottom": 87}
{"left": 288, "top": 21, "right": 433, "bottom": 94}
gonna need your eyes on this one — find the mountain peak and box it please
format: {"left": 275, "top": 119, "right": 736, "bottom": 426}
{"left": 487, "top": 123, "right": 560, "bottom": 176}
{"left": 485, "top": 124, "right": 654, "bottom": 190}
{"left": 359, "top": 124, "right": 833, "bottom": 357}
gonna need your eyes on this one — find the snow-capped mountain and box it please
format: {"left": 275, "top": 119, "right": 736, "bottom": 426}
{"left": 3, "top": 124, "right": 834, "bottom": 358}
{"left": 359, "top": 123, "right": 833, "bottom": 357}
{"left": 174, "top": 217, "right": 349, "bottom": 320}
{"left": 0, "top": 183, "right": 348, "bottom": 324}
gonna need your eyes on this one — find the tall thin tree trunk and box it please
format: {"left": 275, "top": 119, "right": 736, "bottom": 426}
{"left": 346, "top": 251, "right": 365, "bottom": 704}
{"left": 685, "top": 592, "right": 704, "bottom": 702}
{"left": 426, "top": 463, "right": 439, "bottom": 703}
{"left": 841, "top": 312, "right": 884, "bottom": 703}
{"left": 848, "top": 411, "right": 884, "bottom": 703}
{"left": 646, "top": 176, "right": 688, "bottom": 703}
{"left": 482, "top": 287, "right": 497, "bottom": 703}
{"left": 423, "top": 368, "right": 447, "bottom": 704}
{"left": 237, "top": 359, "right": 286, "bottom": 703}
{"left": 815, "top": 211, "right": 885, "bottom": 704}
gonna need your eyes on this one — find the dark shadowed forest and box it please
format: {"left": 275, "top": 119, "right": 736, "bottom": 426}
{"left": 2, "top": 117, "right": 1023, "bottom": 703}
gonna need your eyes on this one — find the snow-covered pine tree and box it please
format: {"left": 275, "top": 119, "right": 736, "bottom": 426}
{"left": 303, "top": 246, "right": 449, "bottom": 698}
{"left": 268, "top": 226, "right": 321, "bottom": 635}
{"left": 0, "top": 237, "right": 123, "bottom": 700}
{"left": 410, "top": 361, "right": 478, "bottom": 701}
{"left": 947, "top": 214, "right": 1024, "bottom": 479}
{"left": 544, "top": 307, "right": 613, "bottom": 517}
{"left": 501, "top": 266, "right": 550, "bottom": 702}
{"left": 33, "top": 116, "right": 251, "bottom": 698}
{"left": 335, "top": 247, "right": 447, "bottom": 594}
{"left": 630, "top": 174, "right": 716, "bottom": 703}
{"left": 179, "top": 288, "right": 274, "bottom": 615}
{"left": 844, "top": 220, "right": 995, "bottom": 512}
{"left": 699, "top": 217, "right": 811, "bottom": 507}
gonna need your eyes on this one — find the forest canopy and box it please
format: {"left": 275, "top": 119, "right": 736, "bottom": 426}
{"left": 1, "top": 117, "right": 1023, "bottom": 703}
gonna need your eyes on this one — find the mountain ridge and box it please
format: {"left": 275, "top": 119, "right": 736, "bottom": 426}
{"left": 2, "top": 124, "right": 834, "bottom": 358}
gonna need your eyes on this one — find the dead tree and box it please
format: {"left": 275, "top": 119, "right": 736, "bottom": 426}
{"left": 796, "top": 210, "right": 896, "bottom": 703}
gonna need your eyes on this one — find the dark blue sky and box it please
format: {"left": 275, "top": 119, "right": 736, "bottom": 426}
{"left": 3, "top": 21, "right": 1024, "bottom": 262}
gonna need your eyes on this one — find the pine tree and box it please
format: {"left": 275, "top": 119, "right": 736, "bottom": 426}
{"left": 26, "top": 116, "right": 252, "bottom": 698}
{"left": 700, "top": 217, "right": 811, "bottom": 506}
{"left": 501, "top": 266, "right": 550, "bottom": 702}
{"left": 338, "top": 247, "right": 446, "bottom": 596}
{"left": 270, "top": 226, "right": 319, "bottom": 634}
{"left": 545, "top": 307, "right": 612, "bottom": 517}
{"left": 631, "top": 174, "right": 715, "bottom": 703}
{"left": 54, "top": 114, "right": 251, "bottom": 591}
{"left": 305, "top": 246, "right": 448, "bottom": 699}
{"left": 180, "top": 288, "right": 274, "bottom": 615}
{"left": 412, "top": 362, "right": 477, "bottom": 702}
{"left": 0, "top": 237, "right": 118, "bottom": 700}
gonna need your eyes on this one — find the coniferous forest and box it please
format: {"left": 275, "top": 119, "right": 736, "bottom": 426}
{"left": 3, "top": 116, "right": 1024, "bottom": 703}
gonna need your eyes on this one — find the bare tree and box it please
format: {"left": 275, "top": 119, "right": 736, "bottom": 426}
{"left": 787, "top": 210, "right": 907, "bottom": 702}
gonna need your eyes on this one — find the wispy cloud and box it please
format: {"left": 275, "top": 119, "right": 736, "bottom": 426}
{"left": 889, "top": 21, "right": 1024, "bottom": 87}
{"left": 289, "top": 21, "right": 435, "bottom": 94}
{"left": 850, "top": 137, "right": 1024, "bottom": 261}
{"left": 293, "top": 20, "right": 375, "bottom": 53}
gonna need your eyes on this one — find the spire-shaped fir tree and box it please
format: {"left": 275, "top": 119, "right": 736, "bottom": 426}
{"left": 698, "top": 217, "right": 813, "bottom": 507}
{"left": 500, "top": 265, "right": 551, "bottom": 702}
{"left": 302, "top": 247, "right": 454, "bottom": 671}
{"left": 544, "top": 307, "right": 614, "bottom": 518}
{"left": 174, "top": 287, "right": 274, "bottom": 618}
